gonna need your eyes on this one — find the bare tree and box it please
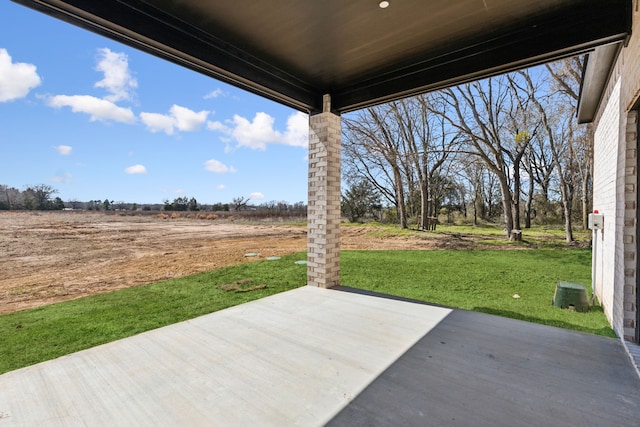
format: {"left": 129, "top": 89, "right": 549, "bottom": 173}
{"left": 231, "top": 196, "right": 250, "bottom": 211}
{"left": 439, "top": 75, "right": 534, "bottom": 239}
{"left": 456, "top": 158, "right": 484, "bottom": 225}
{"left": 343, "top": 106, "right": 409, "bottom": 228}
{"left": 343, "top": 93, "right": 459, "bottom": 229}
{"left": 520, "top": 70, "right": 579, "bottom": 242}
{"left": 390, "top": 94, "right": 458, "bottom": 229}
{"left": 546, "top": 56, "right": 592, "bottom": 229}
{"left": 342, "top": 122, "right": 399, "bottom": 209}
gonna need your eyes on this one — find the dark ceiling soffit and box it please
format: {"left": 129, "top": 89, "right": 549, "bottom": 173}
{"left": 333, "top": 7, "right": 631, "bottom": 113}
{"left": 12, "top": 0, "right": 322, "bottom": 113}
{"left": 577, "top": 43, "right": 625, "bottom": 124}
{"left": 13, "top": 0, "right": 632, "bottom": 115}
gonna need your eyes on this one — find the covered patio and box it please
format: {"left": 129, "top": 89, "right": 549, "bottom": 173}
{"left": 1, "top": 286, "right": 639, "bottom": 426}
{"left": 3, "top": 0, "right": 640, "bottom": 425}
{"left": 12, "top": 0, "right": 632, "bottom": 289}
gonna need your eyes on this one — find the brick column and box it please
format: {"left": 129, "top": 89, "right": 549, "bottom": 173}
{"left": 307, "top": 95, "right": 341, "bottom": 288}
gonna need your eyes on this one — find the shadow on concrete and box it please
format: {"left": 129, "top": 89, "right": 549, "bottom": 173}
{"left": 328, "top": 291, "right": 640, "bottom": 427}
{"left": 473, "top": 306, "right": 616, "bottom": 338}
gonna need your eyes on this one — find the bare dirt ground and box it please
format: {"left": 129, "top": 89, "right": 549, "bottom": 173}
{"left": 1, "top": 211, "right": 454, "bottom": 314}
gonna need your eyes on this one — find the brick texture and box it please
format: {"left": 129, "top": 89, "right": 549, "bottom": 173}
{"left": 623, "top": 111, "right": 638, "bottom": 341}
{"left": 591, "top": 4, "right": 640, "bottom": 342}
{"left": 593, "top": 78, "right": 622, "bottom": 334}
{"left": 307, "top": 95, "right": 341, "bottom": 288}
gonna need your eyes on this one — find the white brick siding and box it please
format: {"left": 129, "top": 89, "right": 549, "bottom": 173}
{"left": 591, "top": 4, "right": 640, "bottom": 342}
{"left": 593, "top": 78, "right": 622, "bottom": 334}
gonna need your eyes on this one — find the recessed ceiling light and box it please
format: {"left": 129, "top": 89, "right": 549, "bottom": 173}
{"left": 379, "top": 1, "right": 390, "bottom": 9}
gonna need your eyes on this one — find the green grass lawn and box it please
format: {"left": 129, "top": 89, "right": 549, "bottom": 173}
{"left": 0, "top": 253, "right": 308, "bottom": 374}
{"left": 0, "top": 248, "right": 613, "bottom": 374}
{"left": 341, "top": 249, "right": 612, "bottom": 337}
{"left": 353, "top": 222, "right": 592, "bottom": 249}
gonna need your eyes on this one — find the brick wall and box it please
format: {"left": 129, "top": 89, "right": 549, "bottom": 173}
{"left": 623, "top": 111, "right": 638, "bottom": 341}
{"left": 622, "top": 0, "right": 640, "bottom": 114}
{"left": 619, "top": 0, "right": 640, "bottom": 342}
{"left": 591, "top": 1, "right": 640, "bottom": 341}
{"left": 593, "top": 78, "right": 622, "bottom": 334}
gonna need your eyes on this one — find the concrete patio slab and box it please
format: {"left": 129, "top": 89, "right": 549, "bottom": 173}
{"left": 328, "top": 303, "right": 640, "bottom": 426}
{"left": 1, "top": 286, "right": 639, "bottom": 426}
{"left": 0, "top": 286, "right": 451, "bottom": 426}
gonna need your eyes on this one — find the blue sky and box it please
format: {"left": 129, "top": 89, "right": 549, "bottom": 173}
{"left": 0, "top": 1, "right": 310, "bottom": 205}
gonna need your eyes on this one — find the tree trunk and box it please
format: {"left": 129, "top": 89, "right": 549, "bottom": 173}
{"left": 512, "top": 165, "right": 521, "bottom": 231}
{"left": 581, "top": 174, "right": 589, "bottom": 230}
{"left": 473, "top": 192, "right": 478, "bottom": 226}
{"left": 420, "top": 180, "right": 428, "bottom": 230}
{"left": 393, "top": 166, "right": 408, "bottom": 229}
{"left": 562, "top": 185, "right": 575, "bottom": 243}
{"left": 497, "top": 174, "right": 514, "bottom": 238}
{"left": 524, "top": 162, "right": 534, "bottom": 228}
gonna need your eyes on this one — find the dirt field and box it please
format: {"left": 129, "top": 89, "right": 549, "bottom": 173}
{"left": 1, "top": 211, "right": 455, "bottom": 314}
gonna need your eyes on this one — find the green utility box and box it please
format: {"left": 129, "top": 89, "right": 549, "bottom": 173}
{"left": 553, "top": 281, "right": 590, "bottom": 312}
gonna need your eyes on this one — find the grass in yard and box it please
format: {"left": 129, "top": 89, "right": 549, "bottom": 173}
{"left": 350, "top": 221, "right": 591, "bottom": 249}
{"left": 1, "top": 248, "right": 613, "bottom": 374}
{"left": 341, "top": 249, "right": 614, "bottom": 338}
{"left": 0, "top": 253, "right": 308, "bottom": 374}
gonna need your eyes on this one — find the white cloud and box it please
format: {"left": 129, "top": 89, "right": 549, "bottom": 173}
{"left": 249, "top": 192, "right": 265, "bottom": 200}
{"left": 204, "top": 88, "right": 225, "bottom": 99}
{"left": 204, "top": 159, "right": 236, "bottom": 174}
{"left": 230, "top": 112, "right": 281, "bottom": 150}
{"left": 139, "top": 112, "right": 175, "bottom": 134}
{"left": 43, "top": 48, "right": 138, "bottom": 124}
{"left": 54, "top": 145, "right": 72, "bottom": 155}
{"left": 171, "top": 105, "right": 209, "bottom": 132}
{"left": 44, "top": 49, "right": 138, "bottom": 124}
{"left": 50, "top": 173, "right": 73, "bottom": 184}
{"left": 207, "top": 111, "right": 308, "bottom": 150}
{"left": 216, "top": 184, "right": 225, "bottom": 190}
{"left": 125, "top": 164, "right": 147, "bottom": 174}
{"left": 94, "top": 48, "right": 137, "bottom": 102}
{"left": 48, "top": 94, "right": 136, "bottom": 123}
{"left": 0, "top": 48, "right": 42, "bottom": 102}
{"left": 206, "top": 120, "right": 228, "bottom": 132}
{"left": 174, "top": 188, "right": 186, "bottom": 195}
{"left": 283, "top": 111, "right": 309, "bottom": 148}
{"left": 140, "top": 104, "right": 209, "bottom": 134}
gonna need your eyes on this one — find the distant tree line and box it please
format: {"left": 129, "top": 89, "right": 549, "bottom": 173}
{"left": 0, "top": 185, "right": 307, "bottom": 217}
{"left": 162, "top": 196, "right": 306, "bottom": 214}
